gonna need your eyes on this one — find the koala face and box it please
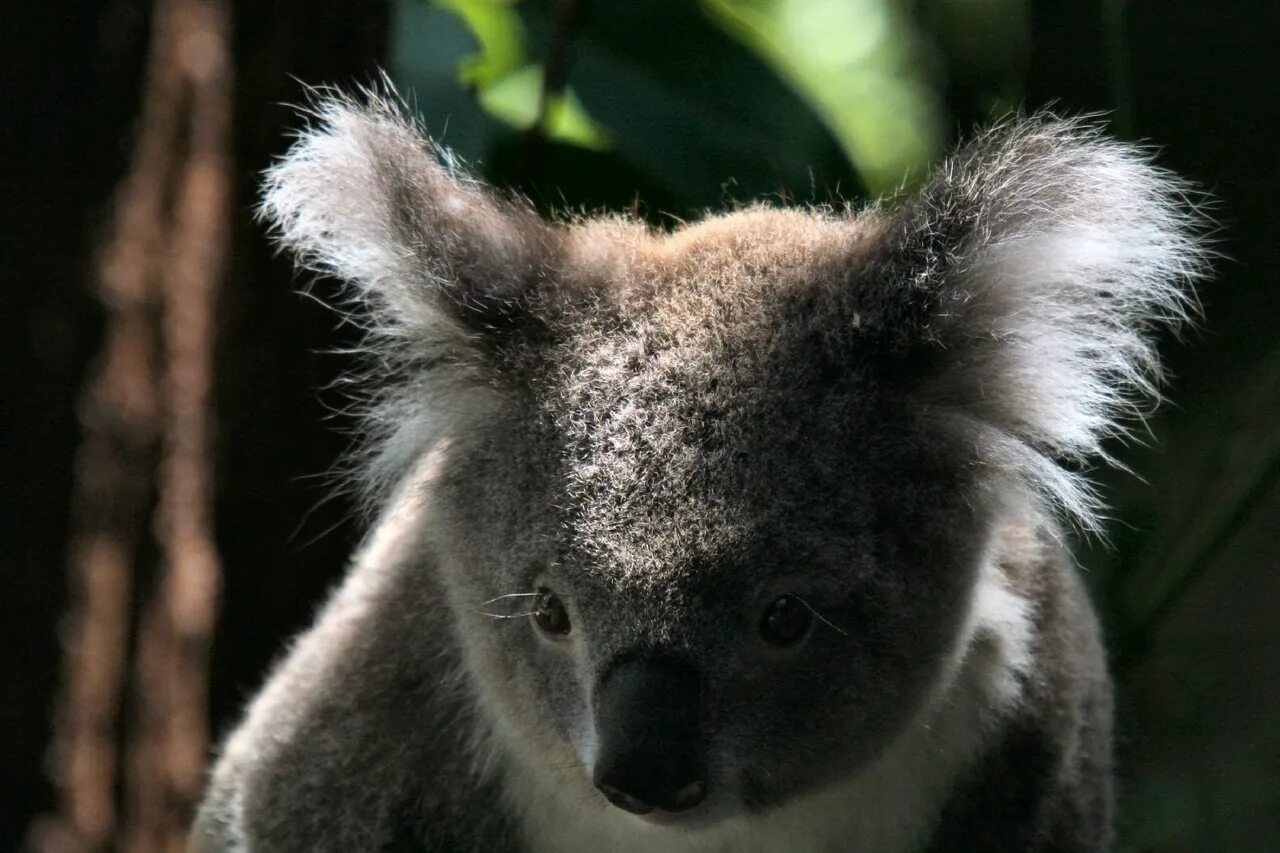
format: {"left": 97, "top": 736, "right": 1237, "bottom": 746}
{"left": 259, "top": 93, "right": 1203, "bottom": 830}
{"left": 426, "top": 216, "right": 992, "bottom": 821}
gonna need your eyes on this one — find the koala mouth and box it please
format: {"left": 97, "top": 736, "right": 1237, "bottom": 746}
{"left": 627, "top": 795, "right": 733, "bottom": 832}
{"left": 597, "top": 778, "right": 707, "bottom": 817}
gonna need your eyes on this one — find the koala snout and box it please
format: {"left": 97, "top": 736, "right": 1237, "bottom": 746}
{"left": 590, "top": 654, "right": 708, "bottom": 815}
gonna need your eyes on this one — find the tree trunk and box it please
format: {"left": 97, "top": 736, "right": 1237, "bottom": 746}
{"left": 26, "top": 2, "right": 389, "bottom": 850}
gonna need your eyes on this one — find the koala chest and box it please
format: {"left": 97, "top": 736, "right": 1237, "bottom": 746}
{"left": 511, "top": 648, "right": 1015, "bottom": 853}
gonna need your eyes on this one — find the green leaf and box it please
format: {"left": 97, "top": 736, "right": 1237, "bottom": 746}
{"left": 479, "top": 64, "right": 610, "bottom": 150}
{"left": 704, "top": 0, "right": 945, "bottom": 195}
{"left": 561, "top": 0, "right": 860, "bottom": 211}
{"left": 435, "top": 0, "right": 526, "bottom": 87}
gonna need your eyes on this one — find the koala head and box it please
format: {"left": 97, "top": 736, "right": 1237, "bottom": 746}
{"left": 262, "top": 94, "right": 1204, "bottom": 824}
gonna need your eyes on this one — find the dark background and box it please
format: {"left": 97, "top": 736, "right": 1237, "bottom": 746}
{"left": 4, "top": 1, "right": 1278, "bottom": 850}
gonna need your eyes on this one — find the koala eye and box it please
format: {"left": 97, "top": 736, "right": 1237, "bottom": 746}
{"left": 533, "top": 588, "right": 571, "bottom": 637}
{"left": 760, "top": 594, "right": 812, "bottom": 647}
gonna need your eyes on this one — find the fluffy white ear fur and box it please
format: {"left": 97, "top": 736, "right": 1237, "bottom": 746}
{"left": 259, "top": 91, "right": 546, "bottom": 341}
{"left": 259, "top": 91, "right": 550, "bottom": 511}
{"left": 889, "top": 116, "right": 1210, "bottom": 531}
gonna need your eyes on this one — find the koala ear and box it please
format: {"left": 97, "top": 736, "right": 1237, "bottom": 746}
{"left": 871, "top": 116, "right": 1209, "bottom": 529}
{"left": 260, "top": 90, "right": 557, "bottom": 510}
{"left": 260, "top": 90, "right": 550, "bottom": 339}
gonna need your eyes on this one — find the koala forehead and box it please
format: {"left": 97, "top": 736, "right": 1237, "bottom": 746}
{"left": 524, "top": 208, "right": 898, "bottom": 590}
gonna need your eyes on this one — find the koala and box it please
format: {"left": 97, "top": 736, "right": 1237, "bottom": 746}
{"left": 194, "top": 91, "right": 1205, "bottom": 852}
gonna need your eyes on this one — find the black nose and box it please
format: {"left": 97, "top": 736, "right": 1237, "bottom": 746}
{"left": 591, "top": 655, "right": 708, "bottom": 814}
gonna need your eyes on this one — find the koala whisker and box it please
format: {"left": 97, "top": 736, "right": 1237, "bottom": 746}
{"left": 476, "top": 610, "right": 538, "bottom": 620}
{"left": 477, "top": 591, "right": 575, "bottom": 615}
{"left": 792, "top": 595, "right": 849, "bottom": 637}
{"left": 479, "top": 592, "right": 543, "bottom": 607}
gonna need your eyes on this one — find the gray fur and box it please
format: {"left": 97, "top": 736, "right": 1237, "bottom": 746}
{"left": 195, "top": 91, "right": 1206, "bottom": 852}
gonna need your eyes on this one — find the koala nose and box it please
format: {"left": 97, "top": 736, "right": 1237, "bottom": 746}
{"left": 591, "top": 654, "right": 708, "bottom": 815}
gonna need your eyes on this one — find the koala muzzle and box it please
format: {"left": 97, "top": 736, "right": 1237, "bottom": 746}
{"left": 591, "top": 655, "right": 707, "bottom": 815}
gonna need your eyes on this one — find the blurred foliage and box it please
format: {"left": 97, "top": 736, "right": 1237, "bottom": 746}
{"left": 393, "top": 0, "right": 860, "bottom": 212}
{"left": 432, "top": 0, "right": 608, "bottom": 147}
{"left": 429, "top": 0, "right": 952, "bottom": 193}
{"left": 704, "top": 0, "right": 944, "bottom": 194}
{"left": 385, "top": 1, "right": 1280, "bottom": 850}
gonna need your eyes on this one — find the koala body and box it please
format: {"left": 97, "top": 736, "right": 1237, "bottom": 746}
{"left": 195, "top": 93, "right": 1203, "bottom": 852}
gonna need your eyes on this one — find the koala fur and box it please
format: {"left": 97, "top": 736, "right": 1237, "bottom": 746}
{"left": 194, "top": 91, "right": 1205, "bottom": 852}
